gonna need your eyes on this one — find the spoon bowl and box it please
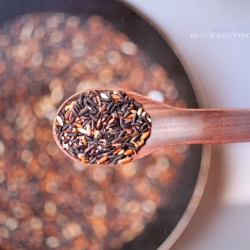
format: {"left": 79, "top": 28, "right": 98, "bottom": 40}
{"left": 53, "top": 88, "right": 250, "bottom": 167}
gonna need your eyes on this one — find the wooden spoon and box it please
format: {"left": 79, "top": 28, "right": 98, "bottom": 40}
{"left": 53, "top": 89, "right": 250, "bottom": 166}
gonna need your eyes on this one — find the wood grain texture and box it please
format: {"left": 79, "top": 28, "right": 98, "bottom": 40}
{"left": 53, "top": 89, "right": 250, "bottom": 166}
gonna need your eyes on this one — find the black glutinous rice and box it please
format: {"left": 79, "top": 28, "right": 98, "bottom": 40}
{"left": 54, "top": 90, "right": 151, "bottom": 165}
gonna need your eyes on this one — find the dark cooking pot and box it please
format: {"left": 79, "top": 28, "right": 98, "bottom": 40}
{"left": 0, "top": 0, "right": 210, "bottom": 249}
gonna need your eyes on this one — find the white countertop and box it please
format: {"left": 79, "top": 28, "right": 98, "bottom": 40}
{"left": 123, "top": 1, "right": 250, "bottom": 249}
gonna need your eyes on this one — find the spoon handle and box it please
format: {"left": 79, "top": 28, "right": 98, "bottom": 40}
{"left": 152, "top": 108, "right": 250, "bottom": 148}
